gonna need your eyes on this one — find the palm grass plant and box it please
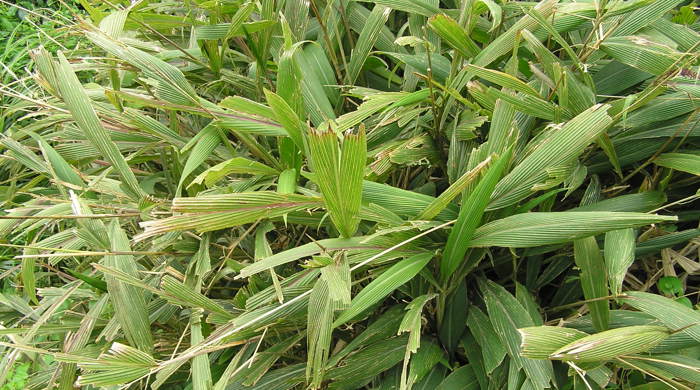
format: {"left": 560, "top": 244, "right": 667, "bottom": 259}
{"left": 1, "top": 0, "right": 700, "bottom": 389}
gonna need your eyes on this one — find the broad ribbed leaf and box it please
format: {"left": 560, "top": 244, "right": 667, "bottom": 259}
{"left": 490, "top": 104, "right": 613, "bottom": 209}
{"left": 102, "top": 220, "right": 152, "bottom": 352}
{"left": 238, "top": 237, "right": 382, "bottom": 278}
{"left": 48, "top": 51, "right": 146, "bottom": 201}
{"left": 74, "top": 343, "right": 156, "bottom": 387}
{"left": 428, "top": 14, "right": 479, "bottom": 58}
{"left": 190, "top": 157, "right": 280, "bottom": 187}
{"left": 334, "top": 252, "right": 433, "bottom": 326}
{"left": 347, "top": 5, "right": 391, "bottom": 83}
{"left": 518, "top": 326, "right": 589, "bottom": 359}
{"left": 306, "top": 276, "right": 337, "bottom": 388}
{"left": 442, "top": 149, "right": 510, "bottom": 278}
{"left": 177, "top": 123, "right": 221, "bottom": 193}
{"left": 466, "top": 65, "right": 540, "bottom": 97}
{"left": 550, "top": 326, "right": 670, "bottom": 363}
{"left": 398, "top": 294, "right": 437, "bottom": 353}
{"left": 264, "top": 89, "right": 306, "bottom": 151}
{"left": 138, "top": 192, "right": 322, "bottom": 238}
{"left": 479, "top": 279, "right": 553, "bottom": 389}
{"left": 601, "top": 36, "right": 684, "bottom": 75}
{"left": 655, "top": 152, "right": 700, "bottom": 175}
{"left": 604, "top": 228, "right": 636, "bottom": 295}
{"left": 469, "top": 212, "right": 676, "bottom": 248}
{"left": 574, "top": 237, "right": 610, "bottom": 331}
{"left": 467, "top": 306, "right": 506, "bottom": 373}
{"left": 621, "top": 291, "right": 700, "bottom": 343}
{"left": 308, "top": 128, "right": 366, "bottom": 238}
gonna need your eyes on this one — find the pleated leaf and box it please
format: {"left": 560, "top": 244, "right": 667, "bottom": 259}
{"left": 308, "top": 128, "right": 366, "bottom": 238}
{"left": 49, "top": 51, "right": 146, "bottom": 201}
{"left": 102, "top": 220, "right": 153, "bottom": 352}
{"left": 469, "top": 212, "right": 676, "bottom": 248}
{"left": 398, "top": 293, "right": 437, "bottom": 354}
{"left": 604, "top": 228, "right": 636, "bottom": 295}
{"left": 441, "top": 149, "right": 511, "bottom": 279}
{"left": 478, "top": 279, "right": 553, "bottom": 389}
{"left": 177, "top": 123, "right": 222, "bottom": 193}
{"left": 347, "top": 5, "right": 392, "bottom": 83}
{"left": 74, "top": 343, "right": 156, "bottom": 387}
{"left": 138, "top": 192, "right": 322, "bottom": 238}
{"left": 601, "top": 36, "right": 684, "bottom": 75}
{"left": 306, "top": 276, "right": 338, "bottom": 388}
{"left": 190, "top": 157, "right": 280, "bottom": 188}
{"left": 518, "top": 326, "right": 589, "bottom": 359}
{"left": 550, "top": 325, "right": 670, "bottom": 363}
{"left": 621, "top": 291, "right": 700, "bottom": 343}
{"left": 427, "top": 14, "right": 479, "bottom": 59}
{"left": 334, "top": 252, "right": 433, "bottom": 326}
{"left": 467, "top": 306, "right": 506, "bottom": 373}
{"left": 466, "top": 65, "right": 540, "bottom": 97}
{"left": 574, "top": 237, "right": 610, "bottom": 332}
{"left": 655, "top": 152, "right": 700, "bottom": 175}
{"left": 490, "top": 104, "right": 613, "bottom": 209}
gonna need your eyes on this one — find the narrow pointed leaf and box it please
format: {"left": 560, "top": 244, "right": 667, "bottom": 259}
{"left": 334, "top": 252, "right": 433, "bottom": 326}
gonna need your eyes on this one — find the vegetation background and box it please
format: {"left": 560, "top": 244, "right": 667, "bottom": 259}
{"left": 0, "top": 0, "right": 699, "bottom": 389}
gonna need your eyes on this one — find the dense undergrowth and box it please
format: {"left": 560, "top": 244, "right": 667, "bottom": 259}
{"left": 1, "top": 0, "right": 700, "bottom": 389}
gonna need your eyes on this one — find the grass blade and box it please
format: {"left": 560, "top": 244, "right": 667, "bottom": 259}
{"left": 574, "top": 237, "right": 610, "bottom": 331}
{"left": 334, "top": 252, "right": 433, "bottom": 326}
{"left": 469, "top": 212, "right": 675, "bottom": 248}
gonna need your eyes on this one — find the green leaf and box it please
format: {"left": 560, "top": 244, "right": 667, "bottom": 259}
{"left": 441, "top": 149, "right": 511, "bottom": 278}
{"left": 398, "top": 294, "right": 438, "bottom": 354}
{"left": 306, "top": 276, "right": 338, "bottom": 387}
{"left": 102, "top": 220, "right": 153, "bottom": 352}
{"left": 225, "top": 2, "right": 256, "bottom": 40}
{"left": 466, "top": 65, "right": 541, "bottom": 97}
{"left": 473, "top": 0, "right": 558, "bottom": 67}
{"left": 238, "top": 237, "right": 372, "bottom": 278}
{"left": 490, "top": 104, "right": 613, "bottom": 209}
{"left": 190, "top": 157, "right": 280, "bottom": 188}
{"left": 654, "top": 152, "right": 700, "bottom": 175}
{"left": 138, "top": 192, "right": 323, "bottom": 238}
{"left": 72, "top": 343, "right": 156, "bottom": 387}
{"left": 601, "top": 36, "right": 684, "bottom": 75}
{"left": 264, "top": 89, "right": 306, "bottom": 152}
{"left": 469, "top": 212, "right": 675, "bottom": 248}
{"left": 177, "top": 123, "right": 221, "bottom": 193}
{"left": 190, "top": 310, "right": 212, "bottom": 390}
{"left": 308, "top": 128, "right": 366, "bottom": 238}
{"left": 604, "top": 228, "right": 636, "bottom": 296}
{"left": 518, "top": 326, "right": 589, "bottom": 359}
{"left": 621, "top": 291, "right": 700, "bottom": 343}
{"left": 439, "top": 280, "right": 468, "bottom": 354}
{"left": 347, "top": 5, "right": 391, "bottom": 83}
{"left": 436, "top": 364, "right": 478, "bottom": 390}
{"left": 47, "top": 51, "right": 146, "bottom": 201}
{"left": 417, "top": 156, "right": 490, "bottom": 221}
{"left": 572, "top": 192, "right": 666, "bottom": 213}
{"left": 550, "top": 325, "right": 670, "bottom": 363}
{"left": 363, "top": 181, "right": 458, "bottom": 220}
{"left": 326, "top": 336, "right": 408, "bottom": 389}
{"left": 467, "top": 306, "right": 506, "bottom": 373}
{"left": 612, "top": 0, "right": 686, "bottom": 37}
{"left": 574, "top": 236, "right": 610, "bottom": 331}
{"left": 160, "top": 276, "right": 233, "bottom": 318}
{"left": 86, "top": 30, "right": 199, "bottom": 106}
{"left": 479, "top": 279, "right": 553, "bottom": 389}
{"left": 334, "top": 252, "right": 433, "bottom": 326}
{"left": 427, "top": 14, "right": 479, "bottom": 59}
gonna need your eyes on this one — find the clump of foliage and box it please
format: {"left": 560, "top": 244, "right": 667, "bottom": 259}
{"left": 0, "top": 0, "right": 81, "bottom": 131}
{"left": 1, "top": 0, "right": 700, "bottom": 389}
